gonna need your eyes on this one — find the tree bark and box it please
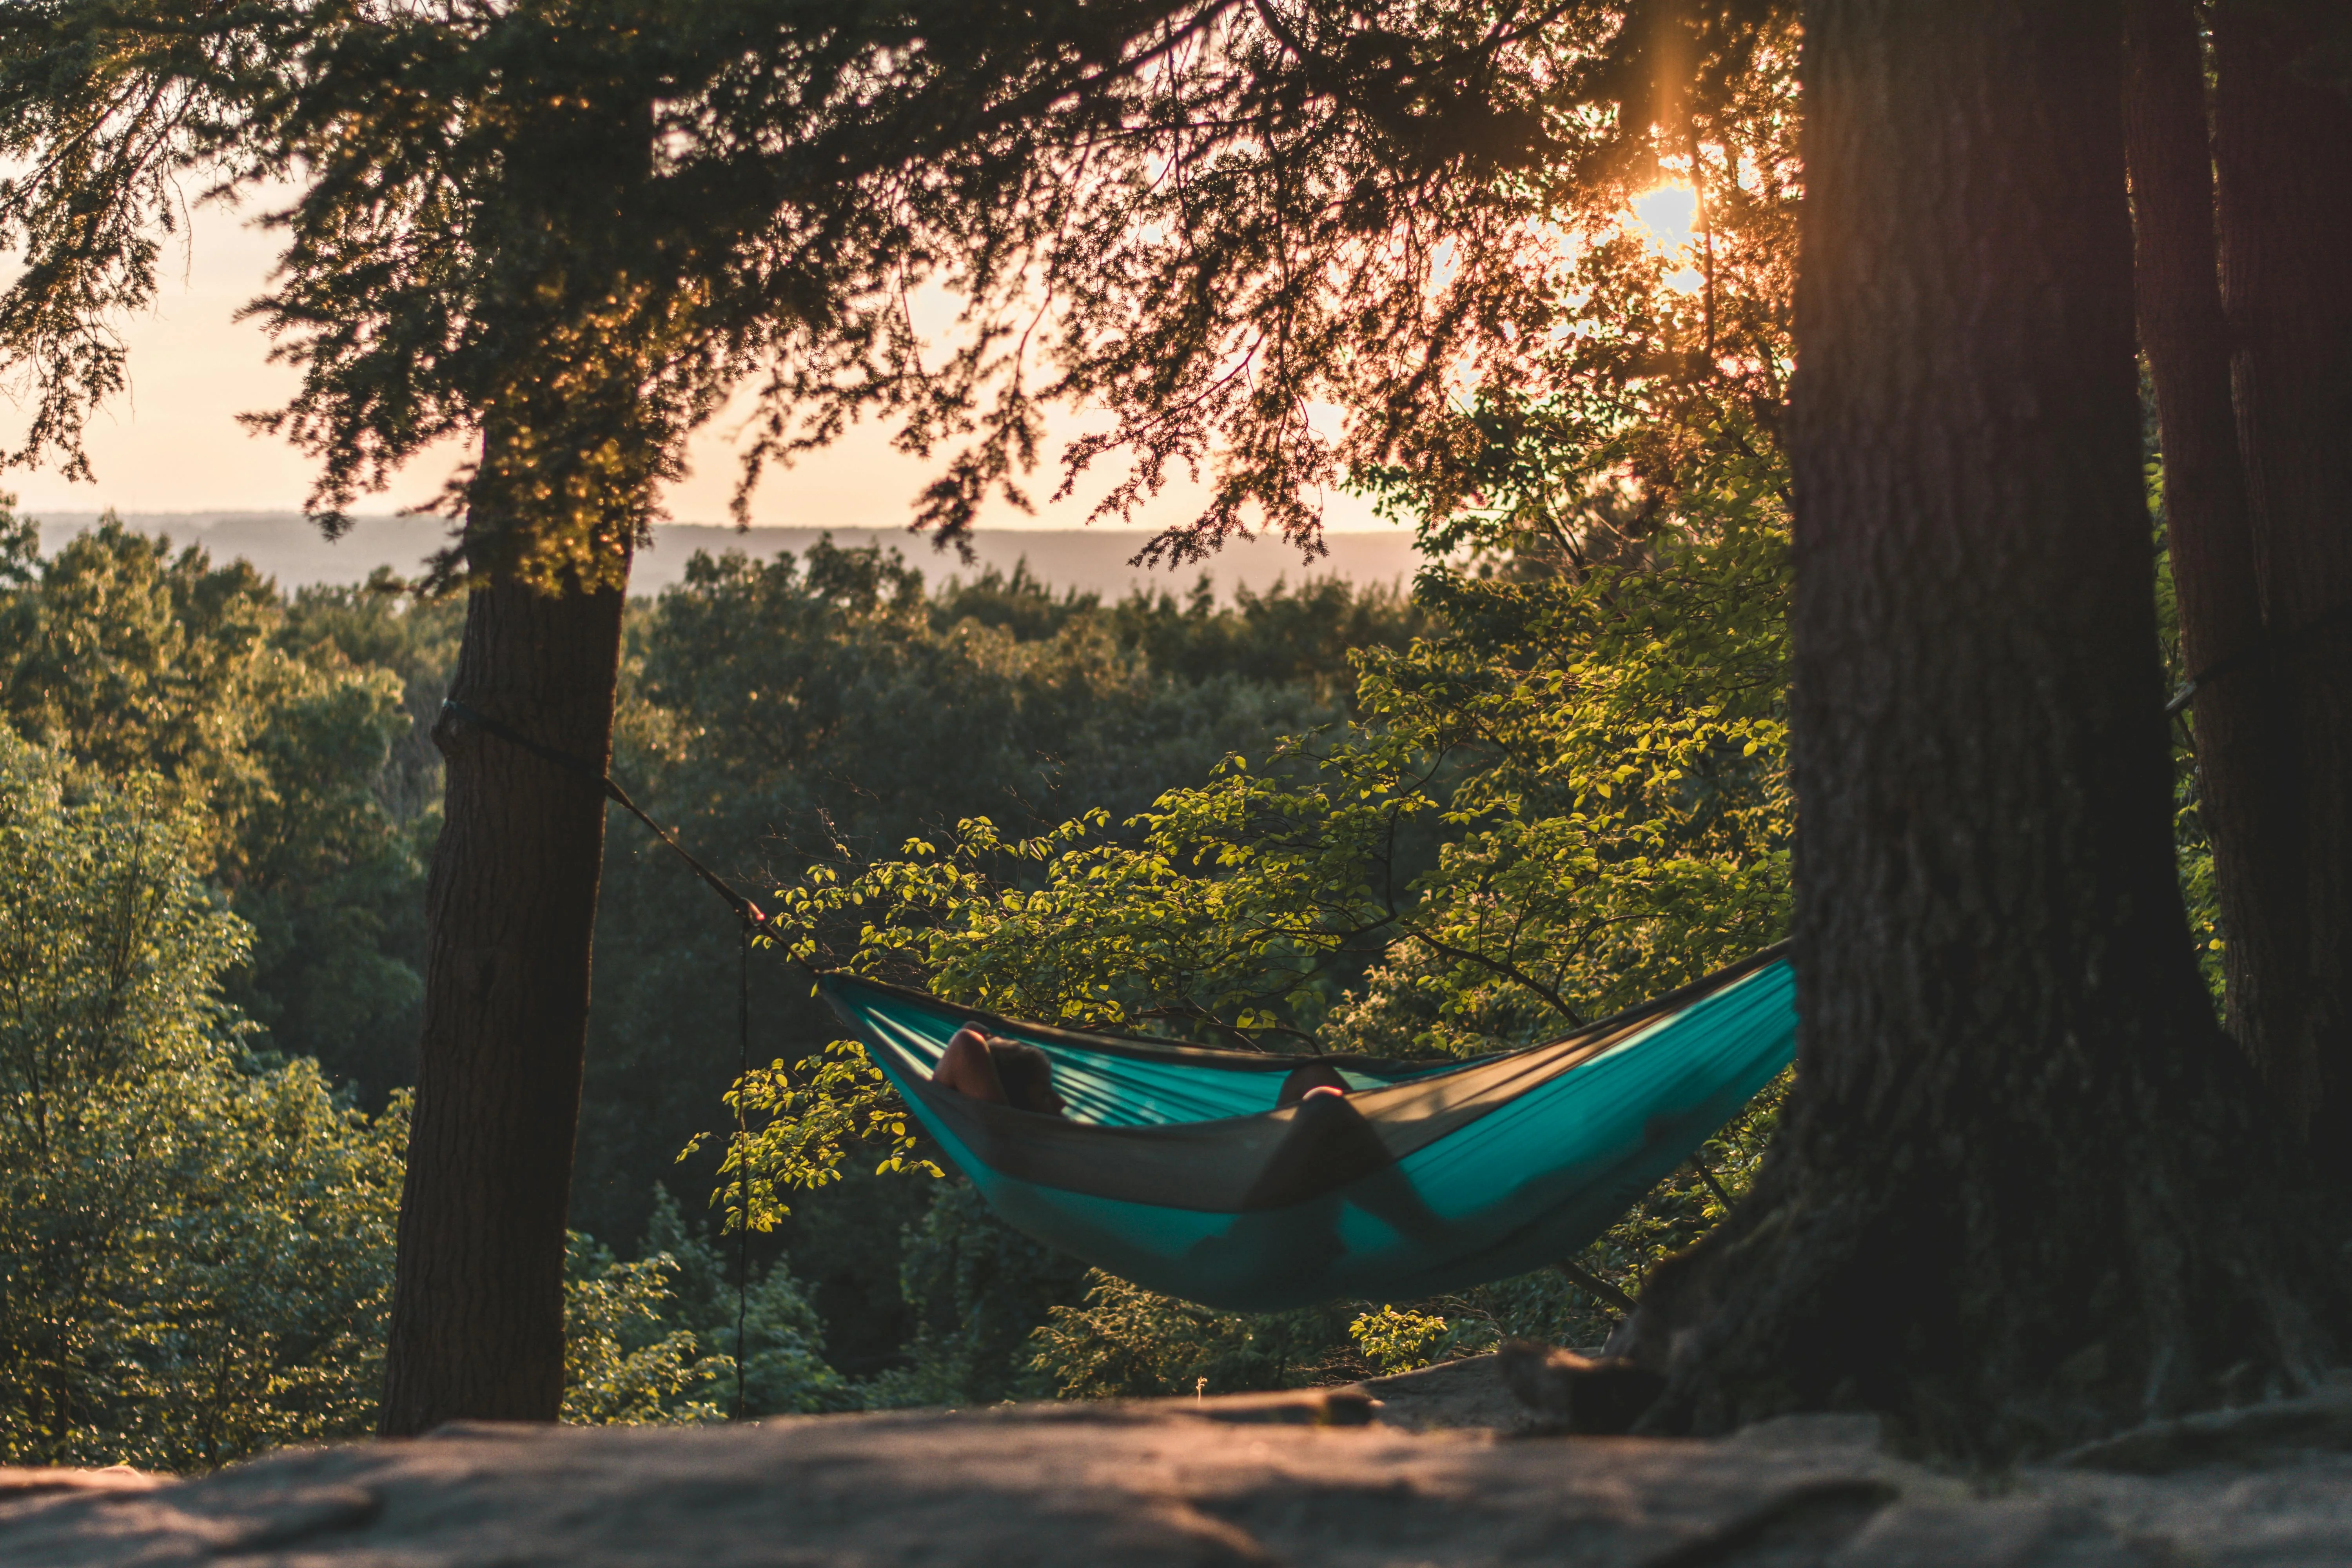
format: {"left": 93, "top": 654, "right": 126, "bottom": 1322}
{"left": 2123, "top": 0, "right": 2303, "bottom": 1093}
{"left": 1610, "top": 0, "right": 2348, "bottom": 1459}
{"left": 2210, "top": 0, "right": 2352, "bottom": 1177}
{"left": 379, "top": 523, "right": 630, "bottom": 1434}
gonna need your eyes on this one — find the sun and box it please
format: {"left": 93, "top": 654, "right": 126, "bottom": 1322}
{"left": 1629, "top": 183, "right": 1705, "bottom": 293}
{"left": 1630, "top": 183, "right": 1700, "bottom": 251}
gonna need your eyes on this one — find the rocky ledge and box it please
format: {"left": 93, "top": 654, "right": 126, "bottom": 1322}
{"left": 4, "top": 1359, "right": 2347, "bottom": 1566}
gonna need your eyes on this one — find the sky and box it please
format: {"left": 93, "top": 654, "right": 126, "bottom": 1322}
{"left": 0, "top": 193, "right": 1390, "bottom": 534}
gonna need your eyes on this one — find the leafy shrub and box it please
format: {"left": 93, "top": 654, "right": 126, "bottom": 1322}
{"left": 1029, "top": 1274, "right": 1361, "bottom": 1399}
{"left": 0, "top": 728, "right": 405, "bottom": 1470}
{"left": 857, "top": 1183, "right": 1090, "bottom": 1408}
{"left": 561, "top": 1189, "right": 854, "bottom": 1423}
{"left": 563, "top": 1235, "right": 724, "bottom": 1425}
{"left": 1348, "top": 1306, "right": 1456, "bottom": 1376}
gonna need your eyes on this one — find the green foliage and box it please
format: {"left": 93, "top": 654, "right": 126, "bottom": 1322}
{"left": 1325, "top": 521, "right": 1791, "bottom": 1055}
{"left": 0, "top": 728, "right": 406, "bottom": 1471}
{"left": 704, "top": 1036, "right": 942, "bottom": 1223}
{"left": 0, "top": 511, "right": 445, "bottom": 1099}
{"left": 624, "top": 540, "right": 1406, "bottom": 867}
{"left": 583, "top": 538, "right": 1412, "bottom": 1260}
{"left": 278, "top": 570, "right": 465, "bottom": 828}
{"left": 1347, "top": 1305, "right": 1455, "bottom": 1376}
{"left": 0, "top": 517, "right": 292, "bottom": 811}
{"left": 857, "top": 1183, "right": 1092, "bottom": 1408}
{"left": 642, "top": 1187, "right": 856, "bottom": 1417}
{"left": 1030, "top": 1275, "right": 1360, "bottom": 1399}
{"left": 0, "top": 524, "right": 851, "bottom": 1457}
{"left": 561, "top": 1234, "right": 726, "bottom": 1426}
{"left": 559, "top": 1189, "right": 857, "bottom": 1424}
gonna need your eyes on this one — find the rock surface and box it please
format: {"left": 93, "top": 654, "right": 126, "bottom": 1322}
{"left": 4, "top": 1361, "right": 2347, "bottom": 1566}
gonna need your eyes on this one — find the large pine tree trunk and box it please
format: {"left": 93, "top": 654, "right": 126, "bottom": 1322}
{"left": 379, "top": 525, "right": 630, "bottom": 1434}
{"left": 1612, "top": 0, "right": 2348, "bottom": 1459}
{"left": 2210, "top": 0, "right": 2352, "bottom": 1176}
{"left": 2123, "top": 0, "right": 2302, "bottom": 1086}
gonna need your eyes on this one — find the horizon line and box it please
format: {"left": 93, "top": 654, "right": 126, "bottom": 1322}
{"left": 25, "top": 508, "right": 1415, "bottom": 536}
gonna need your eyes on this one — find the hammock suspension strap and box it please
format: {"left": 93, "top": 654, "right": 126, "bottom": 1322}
{"left": 439, "top": 695, "right": 763, "bottom": 1420}
{"left": 440, "top": 697, "right": 770, "bottom": 931}
{"left": 1553, "top": 1258, "right": 1639, "bottom": 1318}
{"left": 2165, "top": 600, "right": 2352, "bottom": 717}
{"left": 735, "top": 922, "right": 752, "bottom": 1422}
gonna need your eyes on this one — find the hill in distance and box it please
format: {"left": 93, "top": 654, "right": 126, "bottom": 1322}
{"left": 27, "top": 512, "right": 1425, "bottom": 602}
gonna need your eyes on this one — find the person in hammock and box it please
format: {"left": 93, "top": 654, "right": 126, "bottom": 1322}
{"left": 933, "top": 1024, "right": 1437, "bottom": 1268}
{"left": 933, "top": 1026, "right": 1069, "bottom": 1117}
{"left": 935, "top": 1025, "right": 1354, "bottom": 1118}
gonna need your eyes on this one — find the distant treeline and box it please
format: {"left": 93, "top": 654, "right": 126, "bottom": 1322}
{"left": 26, "top": 512, "right": 1423, "bottom": 601}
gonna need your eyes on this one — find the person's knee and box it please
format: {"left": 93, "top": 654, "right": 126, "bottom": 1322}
{"left": 939, "top": 1027, "right": 989, "bottom": 1071}
{"left": 935, "top": 1027, "right": 1004, "bottom": 1100}
{"left": 934, "top": 1028, "right": 1066, "bottom": 1116}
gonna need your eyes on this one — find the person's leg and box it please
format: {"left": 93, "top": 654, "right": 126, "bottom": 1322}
{"left": 932, "top": 1026, "right": 1009, "bottom": 1103}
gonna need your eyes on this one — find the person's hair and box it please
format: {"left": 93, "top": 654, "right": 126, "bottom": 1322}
{"left": 985, "top": 1040, "right": 1060, "bottom": 1114}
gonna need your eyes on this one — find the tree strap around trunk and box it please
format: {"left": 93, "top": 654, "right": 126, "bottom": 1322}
{"left": 440, "top": 697, "right": 770, "bottom": 932}
{"left": 2165, "top": 601, "right": 2352, "bottom": 717}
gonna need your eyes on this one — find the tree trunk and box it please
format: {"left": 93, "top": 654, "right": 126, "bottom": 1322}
{"left": 2210, "top": 0, "right": 2352, "bottom": 1178}
{"left": 379, "top": 525, "right": 631, "bottom": 1434}
{"left": 1612, "top": 0, "right": 2348, "bottom": 1459}
{"left": 2123, "top": 0, "right": 2303, "bottom": 1094}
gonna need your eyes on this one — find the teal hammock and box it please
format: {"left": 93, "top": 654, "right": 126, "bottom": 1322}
{"left": 817, "top": 948, "right": 1795, "bottom": 1313}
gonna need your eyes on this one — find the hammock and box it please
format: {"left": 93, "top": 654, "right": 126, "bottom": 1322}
{"left": 817, "top": 948, "right": 1794, "bottom": 1313}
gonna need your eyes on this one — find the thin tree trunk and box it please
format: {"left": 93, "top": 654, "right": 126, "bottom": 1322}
{"left": 379, "top": 521, "right": 630, "bottom": 1434}
{"left": 2210, "top": 0, "right": 2352, "bottom": 1178}
{"left": 1610, "top": 0, "right": 2348, "bottom": 1459}
{"left": 2123, "top": 0, "right": 2302, "bottom": 1087}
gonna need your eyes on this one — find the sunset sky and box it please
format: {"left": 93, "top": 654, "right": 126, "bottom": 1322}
{"left": 4, "top": 193, "right": 1387, "bottom": 533}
